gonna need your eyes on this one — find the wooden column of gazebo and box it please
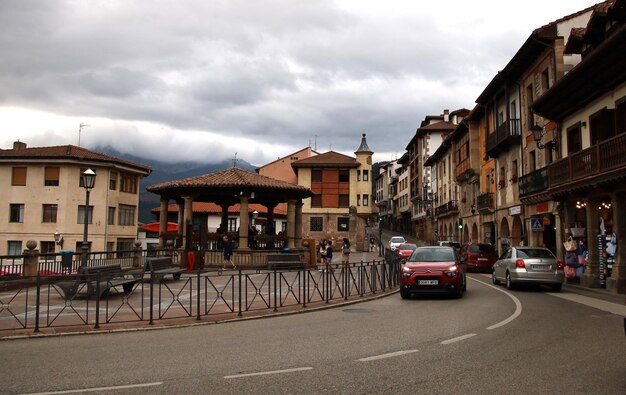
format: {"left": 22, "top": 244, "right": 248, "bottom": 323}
{"left": 146, "top": 167, "right": 314, "bottom": 268}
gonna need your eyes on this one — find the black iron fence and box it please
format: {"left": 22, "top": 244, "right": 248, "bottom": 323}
{"left": 0, "top": 254, "right": 400, "bottom": 336}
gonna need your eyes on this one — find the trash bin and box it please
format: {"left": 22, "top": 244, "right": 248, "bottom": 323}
{"left": 60, "top": 250, "right": 74, "bottom": 273}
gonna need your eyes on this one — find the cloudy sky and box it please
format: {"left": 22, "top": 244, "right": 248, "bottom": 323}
{"left": 0, "top": 0, "right": 599, "bottom": 166}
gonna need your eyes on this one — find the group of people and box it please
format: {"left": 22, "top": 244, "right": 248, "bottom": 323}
{"left": 318, "top": 238, "right": 351, "bottom": 268}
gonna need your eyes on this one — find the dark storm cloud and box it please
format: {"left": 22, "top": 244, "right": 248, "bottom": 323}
{"left": 0, "top": 0, "right": 599, "bottom": 165}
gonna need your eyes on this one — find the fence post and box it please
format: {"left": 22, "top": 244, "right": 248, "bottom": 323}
{"left": 22, "top": 240, "right": 39, "bottom": 277}
{"left": 302, "top": 265, "right": 307, "bottom": 308}
{"left": 238, "top": 268, "right": 243, "bottom": 317}
{"left": 196, "top": 269, "right": 201, "bottom": 321}
{"left": 94, "top": 272, "right": 101, "bottom": 329}
{"left": 149, "top": 272, "right": 154, "bottom": 325}
{"left": 273, "top": 267, "right": 278, "bottom": 312}
{"left": 34, "top": 273, "right": 41, "bottom": 333}
{"left": 360, "top": 260, "right": 364, "bottom": 297}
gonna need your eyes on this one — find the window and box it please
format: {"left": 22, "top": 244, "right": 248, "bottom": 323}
{"left": 363, "top": 170, "right": 369, "bottom": 181}
{"left": 10, "top": 204, "right": 24, "bottom": 223}
{"left": 120, "top": 173, "right": 138, "bottom": 194}
{"left": 77, "top": 205, "right": 93, "bottom": 224}
{"left": 40, "top": 241, "right": 55, "bottom": 254}
{"left": 567, "top": 123, "right": 582, "bottom": 154}
{"left": 228, "top": 218, "right": 237, "bottom": 232}
{"left": 44, "top": 167, "right": 60, "bottom": 186}
{"left": 357, "top": 194, "right": 361, "bottom": 206}
{"left": 116, "top": 238, "right": 134, "bottom": 252}
{"left": 12, "top": 167, "right": 27, "bottom": 186}
{"left": 337, "top": 217, "right": 349, "bottom": 231}
{"left": 310, "top": 217, "right": 323, "bottom": 232}
{"left": 589, "top": 108, "right": 616, "bottom": 145}
{"left": 311, "top": 195, "right": 322, "bottom": 207}
{"left": 109, "top": 172, "right": 118, "bottom": 190}
{"left": 339, "top": 194, "right": 349, "bottom": 208}
{"left": 339, "top": 169, "right": 349, "bottom": 182}
{"left": 357, "top": 170, "right": 361, "bottom": 181}
{"left": 42, "top": 204, "right": 58, "bottom": 223}
{"left": 526, "top": 84, "right": 534, "bottom": 126}
{"left": 108, "top": 207, "right": 116, "bottom": 225}
{"left": 118, "top": 204, "right": 136, "bottom": 226}
{"left": 529, "top": 150, "right": 536, "bottom": 172}
{"left": 363, "top": 194, "right": 369, "bottom": 206}
{"left": 616, "top": 95, "right": 626, "bottom": 135}
{"left": 311, "top": 169, "right": 322, "bottom": 183}
{"left": 541, "top": 68, "right": 550, "bottom": 92}
{"left": 511, "top": 160, "right": 518, "bottom": 179}
{"left": 7, "top": 241, "right": 22, "bottom": 256}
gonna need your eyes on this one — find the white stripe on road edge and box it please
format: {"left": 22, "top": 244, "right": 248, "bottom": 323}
{"left": 358, "top": 349, "right": 419, "bottom": 362}
{"left": 23, "top": 382, "right": 162, "bottom": 395}
{"left": 468, "top": 277, "right": 523, "bottom": 330}
{"left": 440, "top": 333, "right": 477, "bottom": 344}
{"left": 546, "top": 292, "right": 626, "bottom": 316}
{"left": 224, "top": 367, "right": 313, "bottom": 379}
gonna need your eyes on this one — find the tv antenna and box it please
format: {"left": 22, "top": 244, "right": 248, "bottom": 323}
{"left": 232, "top": 152, "right": 238, "bottom": 168}
{"left": 78, "top": 123, "right": 90, "bottom": 147}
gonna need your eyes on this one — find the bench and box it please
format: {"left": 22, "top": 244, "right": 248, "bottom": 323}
{"left": 266, "top": 253, "right": 303, "bottom": 269}
{"left": 130, "top": 256, "right": 185, "bottom": 281}
{"left": 54, "top": 264, "right": 140, "bottom": 300}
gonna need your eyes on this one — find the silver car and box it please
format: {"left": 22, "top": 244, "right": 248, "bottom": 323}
{"left": 492, "top": 247, "right": 565, "bottom": 292}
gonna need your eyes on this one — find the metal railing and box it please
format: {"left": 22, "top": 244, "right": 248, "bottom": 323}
{"left": 476, "top": 192, "right": 494, "bottom": 211}
{"left": 0, "top": 254, "right": 401, "bottom": 336}
{"left": 434, "top": 200, "right": 459, "bottom": 216}
{"left": 519, "top": 167, "right": 549, "bottom": 197}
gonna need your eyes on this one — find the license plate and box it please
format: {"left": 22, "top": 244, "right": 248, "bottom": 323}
{"left": 532, "top": 264, "right": 550, "bottom": 270}
{"left": 478, "top": 258, "right": 488, "bottom": 261}
{"left": 418, "top": 280, "right": 438, "bottom": 285}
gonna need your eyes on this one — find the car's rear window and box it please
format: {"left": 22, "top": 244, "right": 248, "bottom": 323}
{"left": 399, "top": 244, "right": 416, "bottom": 251}
{"left": 517, "top": 249, "right": 555, "bottom": 259}
{"left": 469, "top": 244, "right": 495, "bottom": 253}
{"left": 411, "top": 248, "right": 455, "bottom": 262}
{"left": 391, "top": 237, "right": 405, "bottom": 243}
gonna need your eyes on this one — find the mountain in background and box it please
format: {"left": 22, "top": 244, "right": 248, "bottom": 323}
{"left": 95, "top": 146, "right": 256, "bottom": 224}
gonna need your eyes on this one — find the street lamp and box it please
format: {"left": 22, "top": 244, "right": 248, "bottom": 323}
{"left": 54, "top": 231, "right": 64, "bottom": 249}
{"left": 531, "top": 124, "right": 558, "bottom": 150}
{"left": 81, "top": 169, "right": 96, "bottom": 267}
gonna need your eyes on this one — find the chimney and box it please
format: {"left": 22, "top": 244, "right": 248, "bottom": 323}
{"left": 443, "top": 109, "right": 450, "bottom": 122}
{"left": 13, "top": 141, "right": 27, "bottom": 151}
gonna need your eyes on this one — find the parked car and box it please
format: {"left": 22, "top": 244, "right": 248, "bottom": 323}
{"left": 389, "top": 236, "right": 406, "bottom": 251}
{"left": 397, "top": 243, "right": 417, "bottom": 260}
{"left": 460, "top": 243, "right": 497, "bottom": 272}
{"left": 400, "top": 246, "right": 466, "bottom": 299}
{"left": 438, "top": 240, "right": 461, "bottom": 253}
{"left": 492, "top": 247, "right": 564, "bottom": 291}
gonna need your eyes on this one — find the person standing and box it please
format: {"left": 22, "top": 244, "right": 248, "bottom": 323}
{"left": 319, "top": 240, "right": 327, "bottom": 266}
{"left": 325, "top": 240, "right": 333, "bottom": 270}
{"left": 341, "top": 238, "right": 351, "bottom": 266}
{"left": 223, "top": 235, "right": 235, "bottom": 270}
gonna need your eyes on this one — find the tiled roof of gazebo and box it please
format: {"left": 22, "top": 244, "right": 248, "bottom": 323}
{"left": 146, "top": 167, "right": 312, "bottom": 198}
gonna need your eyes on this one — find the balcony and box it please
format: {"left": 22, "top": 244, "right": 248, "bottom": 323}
{"left": 486, "top": 118, "right": 521, "bottom": 157}
{"left": 455, "top": 158, "right": 477, "bottom": 182}
{"left": 434, "top": 200, "right": 459, "bottom": 216}
{"left": 476, "top": 192, "right": 494, "bottom": 212}
{"left": 548, "top": 132, "right": 626, "bottom": 191}
{"left": 519, "top": 167, "right": 548, "bottom": 198}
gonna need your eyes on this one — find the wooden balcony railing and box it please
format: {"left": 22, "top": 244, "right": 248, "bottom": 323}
{"left": 519, "top": 167, "right": 549, "bottom": 197}
{"left": 476, "top": 192, "right": 494, "bottom": 212}
{"left": 548, "top": 132, "right": 626, "bottom": 187}
{"left": 434, "top": 200, "right": 459, "bottom": 216}
{"left": 486, "top": 118, "right": 521, "bottom": 155}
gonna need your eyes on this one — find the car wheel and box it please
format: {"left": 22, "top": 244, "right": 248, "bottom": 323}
{"left": 400, "top": 289, "right": 410, "bottom": 299}
{"left": 506, "top": 272, "right": 515, "bottom": 290}
{"left": 492, "top": 269, "right": 500, "bottom": 285}
{"left": 552, "top": 283, "right": 562, "bottom": 292}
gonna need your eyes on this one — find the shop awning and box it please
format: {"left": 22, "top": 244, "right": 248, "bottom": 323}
{"left": 142, "top": 222, "right": 178, "bottom": 233}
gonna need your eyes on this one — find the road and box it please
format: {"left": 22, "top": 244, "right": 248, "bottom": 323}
{"left": 1, "top": 272, "right": 624, "bottom": 394}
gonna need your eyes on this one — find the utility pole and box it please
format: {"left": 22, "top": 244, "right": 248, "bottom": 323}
{"left": 78, "top": 123, "right": 90, "bottom": 147}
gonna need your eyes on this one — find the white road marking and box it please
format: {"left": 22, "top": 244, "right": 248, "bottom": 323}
{"left": 440, "top": 333, "right": 477, "bottom": 344}
{"left": 546, "top": 292, "right": 626, "bottom": 316}
{"left": 357, "top": 349, "right": 419, "bottom": 362}
{"left": 224, "top": 367, "right": 313, "bottom": 379}
{"left": 23, "top": 382, "right": 162, "bottom": 394}
{"left": 468, "top": 276, "right": 523, "bottom": 330}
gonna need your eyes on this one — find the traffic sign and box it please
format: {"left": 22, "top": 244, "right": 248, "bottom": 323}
{"left": 530, "top": 218, "right": 544, "bottom": 232}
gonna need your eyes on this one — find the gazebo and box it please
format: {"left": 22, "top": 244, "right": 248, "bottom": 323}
{"left": 146, "top": 167, "right": 314, "bottom": 264}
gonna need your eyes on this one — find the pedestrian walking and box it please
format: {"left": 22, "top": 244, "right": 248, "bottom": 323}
{"left": 369, "top": 237, "right": 375, "bottom": 252}
{"left": 319, "top": 240, "right": 327, "bottom": 267}
{"left": 325, "top": 240, "right": 334, "bottom": 270}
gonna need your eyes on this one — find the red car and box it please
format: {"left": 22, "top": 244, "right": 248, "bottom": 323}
{"left": 460, "top": 243, "right": 497, "bottom": 272}
{"left": 400, "top": 246, "right": 466, "bottom": 299}
{"left": 397, "top": 243, "right": 417, "bottom": 260}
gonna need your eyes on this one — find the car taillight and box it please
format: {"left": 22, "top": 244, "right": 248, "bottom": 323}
{"left": 556, "top": 260, "right": 564, "bottom": 270}
{"left": 515, "top": 259, "right": 525, "bottom": 268}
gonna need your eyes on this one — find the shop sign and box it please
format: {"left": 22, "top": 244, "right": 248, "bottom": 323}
{"left": 530, "top": 218, "right": 544, "bottom": 232}
{"left": 509, "top": 205, "right": 522, "bottom": 215}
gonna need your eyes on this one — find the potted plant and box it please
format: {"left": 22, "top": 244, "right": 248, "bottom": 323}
{"left": 509, "top": 174, "right": 518, "bottom": 183}
{"left": 498, "top": 179, "right": 506, "bottom": 189}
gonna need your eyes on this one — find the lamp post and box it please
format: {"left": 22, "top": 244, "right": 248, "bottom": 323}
{"left": 54, "top": 231, "right": 64, "bottom": 250}
{"left": 80, "top": 169, "right": 96, "bottom": 267}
